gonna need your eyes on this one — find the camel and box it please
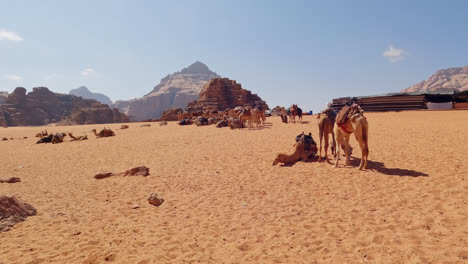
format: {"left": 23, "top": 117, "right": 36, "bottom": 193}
{"left": 36, "top": 133, "right": 66, "bottom": 144}
{"left": 334, "top": 110, "right": 369, "bottom": 170}
{"left": 318, "top": 110, "right": 336, "bottom": 162}
{"left": 289, "top": 104, "right": 298, "bottom": 123}
{"left": 91, "top": 128, "right": 115, "bottom": 138}
{"left": 273, "top": 134, "right": 309, "bottom": 165}
{"left": 239, "top": 108, "right": 252, "bottom": 128}
{"left": 68, "top": 133, "right": 88, "bottom": 141}
{"left": 35, "top": 130, "right": 48, "bottom": 138}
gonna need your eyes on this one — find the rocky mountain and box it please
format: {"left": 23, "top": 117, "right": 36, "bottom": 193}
{"left": 0, "top": 91, "right": 7, "bottom": 105}
{"left": 112, "top": 61, "right": 219, "bottom": 121}
{"left": 402, "top": 65, "right": 468, "bottom": 93}
{"left": 186, "top": 78, "right": 269, "bottom": 112}
{"left": 69, "top": 86, "right": 112, "bottom": 105}
{"left": 0, "top": 87, "right": 129, "bottom": 126}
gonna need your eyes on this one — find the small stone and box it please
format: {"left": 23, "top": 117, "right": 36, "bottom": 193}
{"left": 148, "top": 193, "right": 164, "bottom": 206}
{"left": 94, "top": 172, "right": 114, "bottom": 179}
{"left": 1, "top": 137, "right": 7, "bottom": 141}
{"left": 124, "top": 166, "right": 149, "bottom": 176}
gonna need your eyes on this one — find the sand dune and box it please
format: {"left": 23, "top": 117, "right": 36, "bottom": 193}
{"left": 0, "top": 111, "right": 467, "bottom": 263}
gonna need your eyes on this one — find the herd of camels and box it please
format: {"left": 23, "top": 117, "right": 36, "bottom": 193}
{"left": 28, "top": 103, "right": 368, "bottom": 169}
{"left": 274, "top": 104, "right": 369, "bottom": 170}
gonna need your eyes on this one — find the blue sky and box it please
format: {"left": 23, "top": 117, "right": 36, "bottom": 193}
{"left": 1, "top": 0, "right": 467, "bottom": 112}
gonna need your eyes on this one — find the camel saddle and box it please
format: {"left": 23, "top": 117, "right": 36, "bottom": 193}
{"left": 336, "top": 105, "right": 351, "bottom": 126}
{"left": 295, "top": 133, "right": 317, "bottom": 158}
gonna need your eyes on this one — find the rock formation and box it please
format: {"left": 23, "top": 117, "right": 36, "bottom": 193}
{"left": 112, "top": 61, "right": 219, "bottom": 121}
{"left": 0, "top": 91, "right": 7, "bottom": 105}
{"left": 69, "top": 86, "right": 112, "bottom": 105}
{"left": 0, "top": 87, "right": 129, "bottom": 126}
{"left": 0, "top": 195, "right": 37, "bottom": 232}
{"left": 402, "top": 65, "right": 468, "bottom": 93}
{"left": 160, "top": 107, "right": 183, "bottom": 121}
{"left": 185, "top": 78, "right": 269, "bottom": 112}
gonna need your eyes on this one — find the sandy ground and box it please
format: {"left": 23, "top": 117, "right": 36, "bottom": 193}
{"left": 0, "top": 111, "right": 467, "bottom": 264}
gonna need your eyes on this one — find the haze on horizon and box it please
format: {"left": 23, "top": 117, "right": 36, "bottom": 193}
{"left": 1, "top": 0, "right": 467, "bottom": 112}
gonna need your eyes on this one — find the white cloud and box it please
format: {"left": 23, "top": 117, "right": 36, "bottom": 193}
{"left": 0, "top": 29, "right": 23, "bottom": 42}
{"left": 4, "top": 74, "right": 22, "bottom": 82}
{"left": 43, "top": 73, "right": 61, "bottom": 81}
{"left": 80, "top": 68, "right": 96, "bottom": 77}
{"left": 383, "top": 45, "right": 406, "bottom": 62}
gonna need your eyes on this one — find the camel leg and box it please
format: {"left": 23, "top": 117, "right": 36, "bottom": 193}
{"left": 334, "top": 128, "right": 342, "bottom": 168}
{"left": 318, "top": 125, "right": 323, "bottom": 162}
{"left": 344, "top": 134, "right": 351, "bottom": 166}
{"left": 324, "top": 132, "right": 329, "bottom": 162}
{"left": 331, "top": 129, "right": 336, "bottom": 158}
{"left": 355, "top": 130, "right": 369, "bottom": 170}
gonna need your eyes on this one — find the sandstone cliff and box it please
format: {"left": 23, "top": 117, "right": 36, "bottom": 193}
{"left": 0, "top": 87, "right": 128, "bottom": 126}
{"left": 113, "top": 61, "right": 219, "bottom": 121}
{"left": 185, "top": 78, "right": 269, "bottom": 112}
{"left": 69, "top": 86, "right": 112, "bottom": 105}
{"left": 0, "top": 91, "right": 7, "bottom": 105}
{"left": 402, "top": 65, "right": 468, "bottom": 93}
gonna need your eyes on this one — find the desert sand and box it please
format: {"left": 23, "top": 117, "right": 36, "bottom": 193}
{"left": 0, "top": 111, "right": 467, "bottom": 263}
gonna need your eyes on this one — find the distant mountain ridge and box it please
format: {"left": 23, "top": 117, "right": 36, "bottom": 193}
{"left": 69, "top": 86, "right": 112, "bottom": 105}
{"left": 113, "top": 61, "right": 220, "bottom": 121}
{"left": 402, "top": 65, "right": 468, "bottom": 93}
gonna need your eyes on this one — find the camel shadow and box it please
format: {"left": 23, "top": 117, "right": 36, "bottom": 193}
{"left": 348, "top": 157, "right": 428, "bottom": 177}
{"left": 247, "top": 123, "right": 272, "bottom": 130}
{"left": 278, "top": 156, "right": 319, "bottom": 167}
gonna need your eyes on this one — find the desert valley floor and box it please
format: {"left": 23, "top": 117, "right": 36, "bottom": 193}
{"left": 0, "top": 111, "right": 467, "bottom": 263}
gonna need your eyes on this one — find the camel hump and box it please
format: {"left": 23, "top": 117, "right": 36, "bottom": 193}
{"left": 336, "top": 105, "right": 351, "bottom": 125}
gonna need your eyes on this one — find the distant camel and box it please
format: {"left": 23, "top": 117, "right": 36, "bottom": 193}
{"left": 318, "top": 110, "right": 336, "bottom": 162}
{"left": 91, "top": 128, "right": 115, "bottom": 138}
{"left": 68, "top": 133, "right": 88, "bottom": 141}
{"left": 289, "top": 104, "right": 298, "bottom": 123}
{"left": 334, "top": 110, "right": 369, "bottom": 170}
{"left": 273, "top": 135, "right": 309, "bottom": 166}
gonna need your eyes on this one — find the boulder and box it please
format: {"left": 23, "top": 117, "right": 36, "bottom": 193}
{"left": 94, "top": 172, "right": 114, "bottom": 179}
{"left": 0, "top": 177, "right": 21, "bottom": 183}
{"left": 148, "top": 193, "right": 164, "bottom": 206}
{"left": 160, "top": 107, "right": 182, "bottom": 121}
{"left": 124, "top": 166, "right": 150, "bottom": 176}
{"left": 0, "top": 195, "right": 37, "bottom": 232}
{"left": 186, "top": 78, "right": 269, "bottom": 112}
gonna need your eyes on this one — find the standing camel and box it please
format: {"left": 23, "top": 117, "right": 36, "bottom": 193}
{"left": 289, "top": 104, "right": 298, "bottom": 123}
{"left": 318, "top": 110, "right": 336, "bottom": 162}
{"left": 334, "top": 110, "right": 369, "bottom": 170}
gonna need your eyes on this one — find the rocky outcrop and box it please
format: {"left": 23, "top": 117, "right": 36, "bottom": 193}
{"left": 0, "top": 195, "right": 37, "bottom": 232}
{"left": 112, "top": 61, "right": 219, "bottom": 121}
{"left": 0, "top": 87, "right": 129, "bottom": 126}
{"left": 160, "top": 107, "right": 183, "bottom": 121}
{"left": 185, "top": 78, "right": 269, "bottom": 112}
{"left": 0, "top": 91, "right": 7, "bottom": 105}
{"left": 402, "top": 65, "right": 468, "bottom": 93}
{"left": 69, "top": 86, "right": 112, "bottom": 105}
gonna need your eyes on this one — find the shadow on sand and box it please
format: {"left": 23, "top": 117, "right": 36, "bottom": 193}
{"left": 277, "top": 155, "right": 429, "bottom": 177}
{"left": 247, "top": 123, "right": 272, "bottom": 130}
{"left": 348, "top": 157, "right": 428, "bottom": 177}
{"left": 278, "top": 156, "right": 319, "bottom": 167}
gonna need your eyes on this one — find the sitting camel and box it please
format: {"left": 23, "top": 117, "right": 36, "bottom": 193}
{"left": 68, "top": 133, "right": 88, "bottom": 141}
{"left": 35, "top": 130, "right": 48, "bottom": 138}
{"left": 318, "top": 109, "right": 336, "bottom": 162}
{"left": 273, "top": 133, "right": 317, "bottom": 165}
{"left": 334, "top": 107, "right": 369, "bottom": 170}
{"left": 36, "top": 133, "right": 66, "bottom": 144}
{"left": 91, "top": 128, "right": 115, "bottom": 138}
